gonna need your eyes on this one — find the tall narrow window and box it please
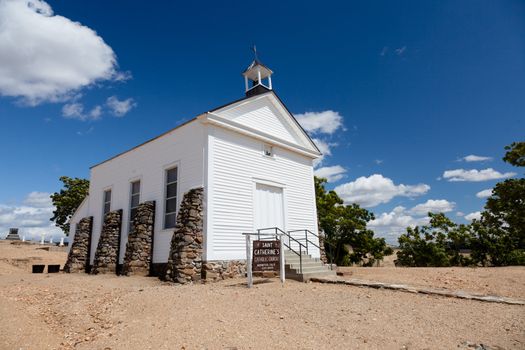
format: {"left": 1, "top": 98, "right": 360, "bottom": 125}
{"left": 164, "top": 167, "right": 178, "bottom": 229}
{"left": 129, "top": 180, "right": 140, "bottom": 230}
{"left": 103, "top": 189, "right": 112, "bottom": 215}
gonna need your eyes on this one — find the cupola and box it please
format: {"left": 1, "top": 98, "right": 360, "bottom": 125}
{"left": 242, "top": 47, "right": 273, "bottom": 97}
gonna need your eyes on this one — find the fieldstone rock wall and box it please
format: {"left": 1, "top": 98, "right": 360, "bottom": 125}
{"left": 318, "top": 230, "right": 328, "bottom": 264}
{"left": 201, "top": 260, "right": 246, "bottom": 281}
{"left": 122, "top": 201, "right": 155, "bottom": 276}
{"left": 92, "top": 210, "right": 122, "bottom": 275}
{"left": 163, "top": 187, "right": 203, "bottom": 284}
{"left": 64, "top": 217, "right": 93, "bottom": 273}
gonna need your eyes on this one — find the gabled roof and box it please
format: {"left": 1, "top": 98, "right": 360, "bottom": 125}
{"left": 91, "top": 91, "right": 321, "bottom": 169}
{"left": 209, "top": 91, "right": 321, "bottom": 154}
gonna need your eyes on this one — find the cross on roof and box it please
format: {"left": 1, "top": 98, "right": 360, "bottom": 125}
{"left": 252, "top": 45, "right": 259, "bottom": 62}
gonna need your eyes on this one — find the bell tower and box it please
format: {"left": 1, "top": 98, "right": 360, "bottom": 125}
{"left": 242, "top": 46, "right": 273, "bottom": 97}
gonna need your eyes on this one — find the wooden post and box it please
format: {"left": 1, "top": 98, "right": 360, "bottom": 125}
{"left": 280, "top": 236, "right": 285, "bottom": 285}
{"left": 246, "top": 234, "right": 253, "bottom": 288}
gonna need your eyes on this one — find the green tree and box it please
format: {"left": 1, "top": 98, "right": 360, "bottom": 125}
{"left": 396, "top": 213, "right": 471, "bottom": 267}
{"left": 503, "top": 141, "right": 525, "bottom": 167}
{"left": 396, "top": 143, "right": 525, "bottom": 267}
{"left": 470, "top": 141, "right": 525, "bottom": 265}
{"left": 315, "top": 177, "right": 392, "bottom": 266}
{"left": 50, "top": 176, "right": 90, "bottom": 235}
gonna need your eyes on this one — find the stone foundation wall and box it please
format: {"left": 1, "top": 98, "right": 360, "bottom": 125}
{"left": 122, "top": 201, "right": 155, "bottom": 276}
{"left": 64, "top": 216, "right": 93, "bottom": 273}
{"left": 92, "top": 210, "right": 122, "bottom": 275}
{"left": 201, "top": 260, "right": 246, "bottom": 281}
{"left": 163, "top": 187, "right": 203, "bottom": 284}
{"left": 318, "top": 230, "right": 328, "bottom": 264}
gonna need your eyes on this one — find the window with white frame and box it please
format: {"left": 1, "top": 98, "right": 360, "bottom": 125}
{"left": 164, "top": 167, "right": 178, "bottom": 229}
{"left": 103, "top": 189, "right": 112, "bottom": 215}
{"left": 129, "top": 180, "right": 140, "bottom": 230}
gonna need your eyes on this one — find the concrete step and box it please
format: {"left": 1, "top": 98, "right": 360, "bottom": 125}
{"left": 285, "top": 262, "right": 333, "bottom": 270}
{"left": 284, "top": 257, "right": 320, "bottom": 264}
{"left": 285, "top": 269, "right": 337, "bottom": 282}
{"left": 286, "top": 261, "right": 326, "bottom": 269}
{"left": 283, "top": 249, "right": 336, "bottom": 282}
{"left": 284, "top": 255, "right": 320, "bottom": 263}
{"left": 285, "top": 263, "right": 332, "bottom": 272}
{"left": 286, "top": 267, "right": 333, "bottom": 275}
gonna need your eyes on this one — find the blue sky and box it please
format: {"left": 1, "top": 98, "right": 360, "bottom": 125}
{"left": 0, "top": 0, "right": 523, "bottom": 242}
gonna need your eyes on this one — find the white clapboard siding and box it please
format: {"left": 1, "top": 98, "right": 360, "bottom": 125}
{"left": 207, "top": 125, "right": 319, "bottom": 261}
{"left": 215, "top": 97, "right": 300, "bottom": 145}
{"left": 86, "top": 121, "right": 205, "bottom": 264}
{"left": 212, "top": 93, "right": 318, "bottom": 153}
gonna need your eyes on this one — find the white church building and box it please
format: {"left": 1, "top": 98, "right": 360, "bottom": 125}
{"left": 67, "top": 59, "right": 332, "bottom": 281}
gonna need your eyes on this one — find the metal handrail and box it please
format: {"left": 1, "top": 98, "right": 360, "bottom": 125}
{"left": 288, "top": 228, "right": 320, "bottom": 238}
{"left": 257, "top": 226, "right": 287, "bottom": 241}
{"left": 322, "top": 236, "right": 337, "bottom": 270}
{"left": 287, "top": 229, "right": 321, "bottom": 256}
{"left": 285, "top": 235, "right": 305, "bottom": 273}
{"left": 289, "top": 229, "right": 337, "bottom": 270}
{"left": 254, "top": 227, "right": 338, "bottom": 273}
{"left": 257, "top": 227, "right": 306, "bottom": 273}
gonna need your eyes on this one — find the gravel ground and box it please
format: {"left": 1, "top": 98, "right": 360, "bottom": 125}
{"left": 0, "top": 241, "right": 523, "bottom": 350}
{"left": 337, "top": 266, "right": 525, "bottom": 299}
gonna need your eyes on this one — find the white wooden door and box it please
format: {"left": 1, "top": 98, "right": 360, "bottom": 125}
{"left": 255, "top": 183, "right": 285, "bottom": 234}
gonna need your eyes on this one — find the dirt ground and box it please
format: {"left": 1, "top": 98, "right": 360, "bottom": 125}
{"left": 338, "top": 265, "right": 525, "bottom": 299}
{"left": 0, "top": 241, "right": 523, "bottom": 350}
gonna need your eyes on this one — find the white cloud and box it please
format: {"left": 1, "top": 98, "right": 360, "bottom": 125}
{"left": 62, "top": 103, "right": 102, "bottom": 121}
{"left": 370, "top": 199, "right": 458, "bottom": 245}
{"left": 312, "top": 138, "right": 337, "bottom": 167}
{"left": 62, "top": 103, "right": 83, "bottom": 119}
{"left": 89, "top": 105, "right": 102, "bottom": 119}
{"left": 461, "top": 155, "right": 493, "bottom": 162}
{"left": 369, "top": 206, "right": 430, "bottom": 245}
{"left": 456, "top": 211, "right": 465, "bottom": 217}
{"left": 313, "top": 139, "right": 332, "bottom": 157}
{"left": 476, "top": 189, "right": 493, "bottom": 198}
{"left": 370, "top": 206, "right": 429, "bottom": 230}
{"left": 410, "top": 199, "right": 456, "bottom": 215}
{"left": 465, "top": 211, "right": 482, "bottom": 221}
{"left": 395, "top": 46, "right": 406, "bottom": 55}
{"left": 113, "top": 70, "right": 132, "bottom": 82}
{"left": 408, "top": 199, "right": 455, "bottom": 216}
{"left": 106, "top": 96, "right": 136, "bottom": 117}
{"left": 0, "top": 192, "right": 63, "bottom": 241}
{"left": 334, "top": 174, "right": 430, "bottom": 207}
{"left": 374, "top": 159, "right": 383, "bottom": 165}
{"left": 295, "top": 110, "right": 343, "bottom": 135}
{"left": 24, "top": 191, "right": 51, "bottom": 207}
{"left": 314, "top": 165, "right": 346, "bottom": 183}
{"left": 0, "top": 0, "right": 124, "bottom": 105}
{"left": 443, "top": 168, "right": 516, "bottom": 182}
{"left": 76, "top": 126, "right": 95, "bottom": 136}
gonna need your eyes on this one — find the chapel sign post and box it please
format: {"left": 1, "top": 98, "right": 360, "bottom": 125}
{"left": 252, "top": 240, "right": 280, "bottom": 272}
{"left": 243, "top": 232, "right": 285, "bottom": 288}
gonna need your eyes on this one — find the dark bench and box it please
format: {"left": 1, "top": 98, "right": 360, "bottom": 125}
{"left": 31, "top": 264, "right": 61, "bottom": 273}
{"left": 47, "top": 265, "right": 60, "bottom": 273}
{"left": 32, "top": 264, "right": 45, "bottom": 273}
